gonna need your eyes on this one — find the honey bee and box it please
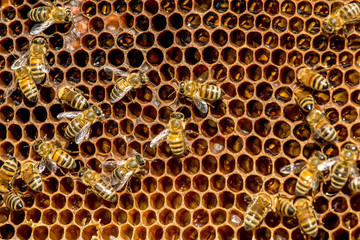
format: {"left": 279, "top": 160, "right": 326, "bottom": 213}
{"left": 104, "top": 67, "right": 149, "bottom": 103}
{"left": 297, "top": 68, "right": 330, "bottom": 91}
{"left": 104, "top": 155, "right": 147, "bottom": 191}
{"left": 244, "top": 193, "right": 272, "bottom": 231}
{"left": 11, "top": 36, "right": 50, "bottom": 84}
{"left": 7, "top": 66, "right": 38, "bottom": 102}
{"left": 322, "top": 2, "right": 360, "bottom": 35}
{"left": 281, "top": 151, "right": 331, "bottom": 196}
{"left": 57, "top": 86, "right": 89, "bottom": 110}
{"left": 33, "top": 138, "right": 76, "bottom": 173}
{"left": 28, "top": 0, "right": 80, "bottom": 35}
{"left": 330, "top": 143, "right": 359, "bottom": 191}
{"left": 306, "top": 108, "right": 338, "bottom": 142}
{"left": 294, "top": 88, "right": 315, "bottom": 112}
{"left": 78, "top": 167, "right": 117, "bottom": 202}
{"left": 21, "top": 161, "right": 43, "bottom": 192}
{"left": 57, "top": 106, "right": 105, "bottom": 144}
{"left": 274, "top": 195, "right": 296, "bottom": 217}
{"left": 294, "top": 197, "right": 318, "bottom": 238}
{"left": 150, "top": 112, "right": 187, "bottom": 156}
{"left": 0, "top": 157, "right": 19, "bottom": 192}
{"left": 349, "top": 176, "right": 360, "bottom": 192}
{"left": 3, "top": 191, "right": 24, "bottom": 211}
{"left": 178, "top": 73, "right": 225, "bottom": 114}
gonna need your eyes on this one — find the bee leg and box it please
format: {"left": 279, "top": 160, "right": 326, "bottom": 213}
{"left": 126, "top": 182, "right": 133, "bottom": 193}
{"left": 185, "top": 130, "right": 199, "bottom": 137}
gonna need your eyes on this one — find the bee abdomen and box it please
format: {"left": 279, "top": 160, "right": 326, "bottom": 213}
{"left": 65, "top": 118, "right": 84, "bottom": 139}
{"left": 200, "top": 85, "right": 224, "bottom": 100}
{"left": 110, "top": 82, "right": 125, "bottom": 102}
{"left": 244, "top": 211, "right": 262, "bottom": 230}
{"left": 29, "top": 57, "right": 46, "bottom": 83}
{"left": 28, "top": 7, "right": 50, "bottom": 22}
{"left": 28, "top": 175, "right": 43, "bottom": 192}
{"left": 18, "top": 78, "right": 38, "bottom": 102}
{"left": 0, "top": 159, "right": 18, "bottom": 181}
{"left": 72, "top": 94, "right": 89, "bottom": 110}
{"left": 4, "top": 192, "right": 24, "bottom": 210}
{"left": 340, "top": 3, "right": 360, "bottom": 21}
{"left": 295, "top": 179, "right": 311, "bottom": 196}
{"left": 318, "top": 122, "right": 337, "bottom": 142}
{"left": 300, "top": 216, "right": 318, "bottom": 237}
{"left": 331, "top": 166, "right": 349, "bottom": 190}
{"left": 168, "top": 134, "right": 185, "bottom": 156}
{"left": 95, "top": 180, "right": 117, "bottom": 202}
{"left": 296, "top": 96, "right": 314, "bottom": 112}
{"left": 50, "top": 149, "right": 75, "bottom": 169}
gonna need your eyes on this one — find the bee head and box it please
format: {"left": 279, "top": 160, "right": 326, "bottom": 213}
{"left": 136, "top": 155, "right": 146, "bottom": 166}
{"left": 170, "top": 112, "right": 184, "bottom": 120}
{"left": 33, "top": 140, "right": 43, "bottom": 152}
{"left": 78, "top": 167, "right": 88, "bottom": 178}
{"left": 179, "top": 82, "right": 185, "bottom": 94}
{"left": 64, "top": 10, "right": 73, "bottom": 22}
{"left": 322, "top": 19, "right": 334, "bottom": 34}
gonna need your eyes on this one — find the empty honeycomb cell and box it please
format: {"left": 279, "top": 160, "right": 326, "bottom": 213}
{"left": 332, "top": 88, "right": 348, "bottom": 106}
{"left": 33, "top": 225, "right": 48, "bottom": 240}
{"left": 73, "top": 50, "right": 89, "bottom": 68}
{"left": 96, "top": 138, "right": 111, "bottom": 154}
{"left": 143, "top": 176, "right": 157, "bottom": 193}
{"left": 192, "top": 174, "right": 208, "bottom": 192}
{"left": 0, "top": 106, "right": 14, "bottom": 122}
{"left": 283, "top": 177, "right": 296, "bottom": 195}
{"left": 201, "top": 156, "right": 217, "bottom": 174}
{"left": 80, "top": 141, "right": 96, "bottom": 157}
{"left": 332, "top": 228, "right": 349, "bottom": 240}
{"left": 0, "top": 141, "right": 14, "bottom": 156}
{"left": 64, "top": 67, "right": 81, "bottom": 83}
{"left": 245, "top": 175, "right": 263, "bottom": 193}
{"left": 211, "top": 209, "right": 227, "bottom": 226}
{"left": 238, "top": 82, "right": 254, "bottom": 99}
{"left": 128, "top": 209, "right": 140, "bottom": 226}
{"left": 282, "top": 216, "right": 297, "bottom": 230}
{"left": 237, "top": 154, "right": 253, "bottom": 174}
{"left": 51, "top": 193, "right": 66, "bottom": 210}
{"left": 10, "top": 209, "right": 24, "bottom": 225}
{"left": 345, "top": 69, "right": 360, "bottom": 87}
{"left": 82, "top": 34, "right": 97, "bottom": 50}
{"left": 256, "top": 156, "right": 272, "bottom": 175}
{"left": 254, "top": 118, "right": 271, "bottom": 137}
{"left": 107, "top": 49, "right": 124, "bottom": 66}
{"left": 175, "top": 174, "right": 191, "bottom": 191}
{"left": 68, "top": 194, "right": 83, "bottom": 210}
{"left": 228, "top": 100, "right": 244, "bottom": 118}
{"left": 44, "top": 177, "right": 59, "bottom": 194}
{"left": 7, "top": 124, "right": 21, "bottom": 141}
{"left": 330, "top": 36, "right": 345, "bottom": 52}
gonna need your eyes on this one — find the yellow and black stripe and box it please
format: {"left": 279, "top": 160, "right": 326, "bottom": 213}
{"left": 29, "top": 56, "right": 46, "bottom": 83}
{"left": 295, "top": 169, "right": 313, "bottom": 196}
{"left": 94, "top": 179, "right": 118, "bottom": 202}
{"left": 331, "top": 162, "right": 350, "bottom": 191}
{"left": 244, "top": 203, "right": 264, "bottom": 231}
{"left": 168, "top": 132, "right": 185, "bottom": 156}
{"left": 18, "top": 69, "right": 38, "bottom": 102}
{"left": 0, "top": 158, "right": 18, "bottom": 182}
{"left": 317, "top": 120, "right": 337, "bottom": 142}
{"left": 50, "top": 149, "right": 75, "bottom": 169}
{"left": 110, "top": 77, "right": 127, "bottom": 102}
{"left": 4, "top": 192, "right": 24, "bottom": 210}
{"left": 339, "top": 3, "right": 360, "bottom": 21}
{"left": 294, "top": 89, "right": 314, "bottom": 112}
{"left": 199, "top": 84, "right": 224, "bottom": 100}
{"left": 298, "top": 211, "right": 318, "bottom": 238}
{"left": 27, "top": 7, "right": 50, "bottom": 22}
{"left": 65, "top": 117, "right": 85, "bottom": 139}
{"left": 276, "top": 198, "right": 296, "bottom": 216}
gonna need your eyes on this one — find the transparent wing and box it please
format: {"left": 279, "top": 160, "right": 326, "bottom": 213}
{"left": 46, "top": 158, "right": 58, "bottom": 173}
{"left": 38, "top": 159, "right": 47, "bottom": 173}
{"left": 30, "top": 20, "right": 54, "bottom": 35}
{"left": 43, "top": 0, "right": 56, "bottom": 6}
{"left": 11, "top": 54, "right": 29, "bottom": 70}
{"left": 351, "top": 166, "right": 360, "bottom": 178}
{"left": 110, "top": 85, "right": 132, "bottom": 103}
{"left": 150, "top": 128, "right": 170, "bottom": 148}
{"left": 100, "top": 174, "right": 111, "bottom": 183}
{"left": 57, "top": 111, "right": 82, "bottom": 120}
{"left": 311, "top": 172, "right": 321, "bottom": 191}
{"left": 195, "top": 71, "right": 209, "bottom": 83}
{"left": 193, "top": 97, "right": 209, "bottom": 114}
{"left": 41, "top": 55, "right": 50, "bottom": 74}
{"left": 280, "top": 162, "right": 307, "bottom": 174}
{"left": 104, "top": 66, "right": 129, "bottom": 77}
{"left": 75, "top": 122, "right": 91, "bottom": 144}
{"left": 113, "top": 171, "right": 133, "bottom": 192}
{"left": 317, "top": 158, "right": 338, "bottom": 172}
{"left": 103, "top": 160, "right": 125, "bottom": 168}
{"left": 4, "top": 79, "right": 17, "bottom": 98}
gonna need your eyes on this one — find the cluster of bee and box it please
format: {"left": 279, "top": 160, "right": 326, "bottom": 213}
{"left": 3, "top": 0, "right": 360, "bottom": 238}
{"left": 244, "top": 3, "right": 360, "bottom": 237}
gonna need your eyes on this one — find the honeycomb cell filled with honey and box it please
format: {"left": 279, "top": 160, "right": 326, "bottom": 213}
{"left": 0, "top": 0, "right": 360, "bottom": 239}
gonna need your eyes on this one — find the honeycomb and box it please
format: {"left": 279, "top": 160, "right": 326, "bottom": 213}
{"left": 1, "top": 0, "right": 360, "bottom": 239}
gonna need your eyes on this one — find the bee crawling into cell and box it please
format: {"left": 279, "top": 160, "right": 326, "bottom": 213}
{"left": 296, "top": 67, "right": 330, "bottom": 92}
{"left": 177, "top": 71, "right": 225, "bottom": 114}
{"left": 28, "top": 0, "right": 84, "bottom": 35}
{"left": 150, "top": 111, "right": 198, "bottom": 157}
{"left": 103, "top": 155, "right": 147, "bottom": 192}
{"left": 57, "top": 105, "right": 106, "bottom": 144}
{"left": 244, "top": 193, "right": 272, "bottom": 231}
{"left": 306, "top": 108, "right": 338, "bottom": 142}
{"left": 78, "top": 167, "right": 118, "bottom": 202}
{"left": 33, "top": 136, "right": 76, "bottom": 174}
{"left": 57, "top": 86, "right": 89, "bottom": 110}
{"left": 280, "top": 151, "right": 333, "bottom": 196}
{"left": 104, "top": 64, "right": 150, "bottom": 104}
{"left": 322, "top": 2, "right": 360, "bottom": 36}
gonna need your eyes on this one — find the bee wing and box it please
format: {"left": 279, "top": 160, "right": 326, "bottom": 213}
{"left": 43, "top": 0, "right": 56, "bottom": 6}
{"left": 317, "top": 159, "right": 338, "bottom": 172}
{"left": 41, "top": 55, "right": 50, "bottom": 74}
{"left": 57, "top": 111, "right": 82, "bottom": 120}
{"left": 4, "top": 79, "right": 17, "bottom": 98}
{"left": 30, "top": 20, "right": 54, "bottom": 35}
{"left": 150, "top": 128, "right": 170, "bottom": 148}
{"left": 280, "top": 162, "right": 306, "bottom": 174}
{"left": 113, "top": 170, "right": 134, "bottom": 192}
{"left": 75, "top": 122, "right": 91, "bottom": 144}
{"left": 103, "top": 161, "right": 125, "bottom": 173}
{"left": 38, "top": 159, "right": 47, "bottom": 173}
{"left": 110, "top": 85, "right": 132, "bottom": 103}
{"left": 311, "top": 172, "right": 321, "bottom": 191}
{"left": 104, "top": 66, "right": 129, "bottom": 77}
{"left": 11, "top": 54, "right": 29, "bottom": 70}
{"left": 351, "top": 166, "right": 360, "bottom": 178}
{"left": 46, "top": 158, "right": 58, "bottom": 173}
{"left": 194, "top": 71, "right": 209, "bottom": 83}
{"left": 193, "top": 97, "right": 209, "bottom": 114}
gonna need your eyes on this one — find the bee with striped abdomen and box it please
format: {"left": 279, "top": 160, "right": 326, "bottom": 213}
{"left": 0, "top": 157, "right": 19, "bottom": 191}
{"left": 28, "top": 0, "right": 80, "bottom": 35}
{"left": 178, "top": 73, "right": 225, "bottom": 114}
{"left": 150, "top": 112, "right": 187, "bottom": 156}
{"left": 21, "top": 161, "right": 43, "bottom": 192}
{"left": 294, "top": 88, "right": 315, "bottom": 112}
{"left": 33, "top": 138, "right": 76, "bottom": 174}
{"left": 57, "top": 86, "right": 89, "bottom": 110}
{"left": 274, "top": 195, "right": 296, "bottom": 217}
{"left": 104, "top": 155, "right": 147, "bottom": 191}
{"left": 78, "top": 167, "right": 117, "bottom": 202}
{"left": 57, "top": 105, "right": 105, "bottom": 144}
{"left": 322, "top": 2, "right": 360, "bottom": 35}
{"left": 11, "top": 36, "right": 50, "bottom": 84}
{"left": 297, "top": 68, "right": 330, "bottom": 91}
{"left": 349, "top": 176, "right": 360, "bottom": 192}
{"left": 307, "top": 108, "right": 338, "bottom": 142}
{"left": 244, "top": 193, "right": 272, "bottom": 231}
{"left": 3, "top": 191, "right": 24, "bottom": 211}
{"left": 330, "top": 143, "right": 359, "bottom": 191}
{"left": 104, "top": 66, "right": 149, "bottom": 103}
{"left": 7, "top": 66, "right": 38, "bottom": 102}
{"left": 294, "top": 197, "right": 318, "bottom": 238}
